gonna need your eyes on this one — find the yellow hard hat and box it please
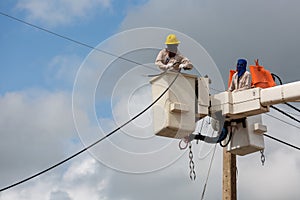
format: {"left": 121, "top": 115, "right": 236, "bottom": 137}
{"left": 165, "top": 34, "right": 180, "bottom": 45}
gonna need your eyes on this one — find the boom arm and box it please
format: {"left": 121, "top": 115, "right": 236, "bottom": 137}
{"left": 210, "top": 81, "right": 300, "bottom": 120}
{"left": 260, "top": 81, "right": 300, "bottom": 106}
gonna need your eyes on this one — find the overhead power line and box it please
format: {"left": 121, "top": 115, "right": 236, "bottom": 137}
{"left": 264, "top": 113, "right": 300, "bottom": 130}
{"left": 285, "top": 102, "right": 300, "bottom": 113}
{"left": 0, "top": 68, "right": 181, "bottom": 192}
{"left": 271, "top": 73, "right": 300, "bottom": 116}
{"left": 263, "top": 134, "right": 300, "bottom": 151}
{"left": 286, "top": 112, "right": 300, "bottom": 117}
{"left": 263, "top": 112, "right": 300, "bottom": 150}
{"left": 270, "top": 105, "right": 300, "bottom": 124}
{"left": 0, "top": 11, "right": 154, "bottom": 70}
{"left": 201, "top": 144, "right": 217, "bottom": 200}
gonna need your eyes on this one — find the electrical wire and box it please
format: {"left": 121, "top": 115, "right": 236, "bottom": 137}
{"left": 271, "top": 73, "right": 300, "bottom": 114}
{"left": 197, "top": 118, "right": 215, "bottom": 160}
{"left": 263, "top": 112, "right": 300, "bottom": 151}
{"left": 264, "top": 72, "right": 300, "bottom": 150}
{"left": 271, "top": 73, "right": 283, "bottom": 85}
{"left": 219, "top": 131, "right": 232, "bottom": 147}
{"left": 263, "top": 134, "right": 300, "bottom": 151}
{"left": 200, "top": 144, "right": 217, "bottom": 200}
{"left": 270, "top": 105, "right": 300, "bottom": 124}
{"left": 286, "top": 111, "right": 300, "bottom": 117}
{"left": 264, "top": 113, "right": 300, "bottom": 130}
{"left": 0, "top": 11, "right": 154, "bottom": 71}
{"left": 285, "top": 102, "right": 300, "bottom": 113}
{"left": 0, "top": 71, "right": 181, "bottom": 192}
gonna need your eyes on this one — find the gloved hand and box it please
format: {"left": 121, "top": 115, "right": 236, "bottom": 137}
{"left": 166, "top": 63, "right": 174, "bottom": 70}
{"left": 179, "top": 63, "right": 187, "bottom": 69}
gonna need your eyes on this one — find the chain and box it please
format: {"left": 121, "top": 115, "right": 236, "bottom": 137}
{"left": 189, "top": 142, "right": 196, "bottom": 180}
{"left": 260, "top": 150, "right": 266, "bottom": 166}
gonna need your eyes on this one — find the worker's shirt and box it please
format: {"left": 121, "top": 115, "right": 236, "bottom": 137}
{"left": 228, "top": 71, "right": 251, "bottom": 92}
{"left": 155, "top": 49, "right": 193, "bottom": 71}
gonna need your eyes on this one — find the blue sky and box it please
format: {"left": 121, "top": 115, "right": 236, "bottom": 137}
{"left": 1, "top": 1, "right": 300, "bottom": 200}
{"left": 0, "top": 0, "right": 147, "bottom": 93}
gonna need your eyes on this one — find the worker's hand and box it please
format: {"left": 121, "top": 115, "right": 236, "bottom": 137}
{"left": 179, "top": 63, "right": 187, "bottom": 69}
{"left": 166, "top": 63, "right": 174, "bottom": 70}
{"left": 161, "top": 64, "right": 172, "bottom": 70}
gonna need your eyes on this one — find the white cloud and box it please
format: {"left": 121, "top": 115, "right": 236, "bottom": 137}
{"left": 16, "top": 0, "right": 112, "bottom": 27}
{"left": 49, "top": 190, "right": 72, "bottom": 200}
{"left": 0, "top": 89, "right": 76, "bottom": 189}
{"left": 63, "top": 158, "right": 97, "bottom": 182}
{"left": 0, "top": 155, "right": 109, "bottom": 200}
{"left": 47, "top": 54, "right": 82, "bottom": 88}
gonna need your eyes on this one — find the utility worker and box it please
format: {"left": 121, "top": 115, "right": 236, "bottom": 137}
{"left": 218, "top": 58, "right": 252, "bottom": 143}
{"left": 228, "top": 58, "right": 252, "bottom": 92}
{"left": 155, "top": 34, "right": 193, "bottom": 71}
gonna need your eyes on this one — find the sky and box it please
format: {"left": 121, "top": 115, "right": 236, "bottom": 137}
{"left": 0, "top": 0, "right": 300, "bottom": 200}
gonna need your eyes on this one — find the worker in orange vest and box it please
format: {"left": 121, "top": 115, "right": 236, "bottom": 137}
{"left": 228, "top": 59, "right": 252, "bottom": 92}
{"left": 155, "top": 34, "right": 193, "bottom": 71}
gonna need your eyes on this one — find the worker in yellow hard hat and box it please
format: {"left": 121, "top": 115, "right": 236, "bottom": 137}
{"left": 155, "top": 34, "right": 193, "bottom": 71}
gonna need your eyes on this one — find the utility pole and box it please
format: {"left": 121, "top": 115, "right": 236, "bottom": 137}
{"left": 223, "top": 148, "right": 237, "bottom": 200}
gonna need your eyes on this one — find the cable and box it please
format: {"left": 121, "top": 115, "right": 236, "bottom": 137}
{"left": 0, "top": 71, "right": 181, "bottom": 192}
{"left": 271, "top": 73, "right": 283, "bottom": 85}
{"left": 271, "top": 73, "right": 300, "bottom": 114}
{"left": 263, "top": 134, "right": 300, "bottom": 151}
{"left": 198, "top": 134, "right": 300, "bottom": 198}
{"left": 264, "top": 113, "right": 300, "bottom": 130}
{"left": 285, "top": 102, "right": 300, "bottom": 113}
{"left": 0, "top": 11, "right": 154, "bottom": 71}
{"left": 219, "top": 131, "right": 232, "bottom": 147}
{"left": 197, "top": 119, "right": 216, "bottom": 160}
{"left": 285, "top": 111, "right": 300, "bottom": 117}
{"left": 270, "top": 105, "right": 300, "bottom": 124}
{"left": 263, "top": 112, "right": 300, "bottom": 150}
{"left": 200, "top": 144, "right": 217, "bottom": 200}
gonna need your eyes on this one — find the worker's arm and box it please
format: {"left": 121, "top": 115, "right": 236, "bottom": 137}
{"left": 155, "top": 49, "right": 169, "bottom": 70}
{"left": 179, "top": 55, "right": 193, "bottom": 70}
